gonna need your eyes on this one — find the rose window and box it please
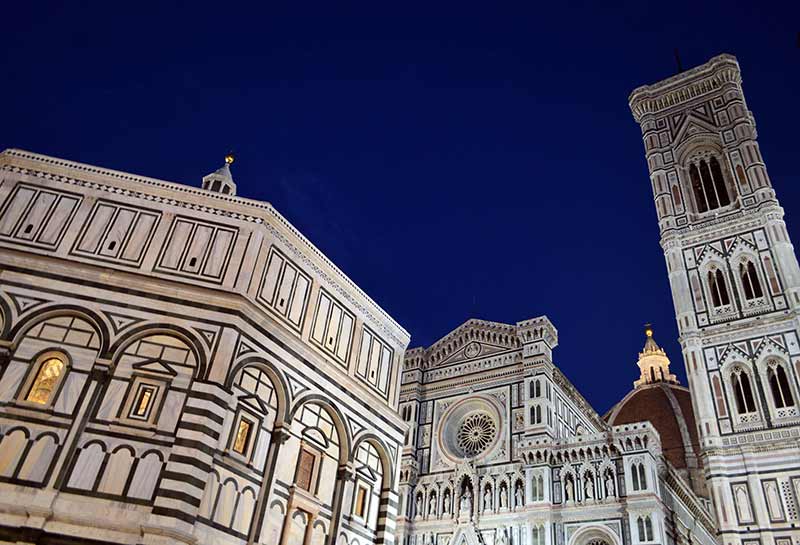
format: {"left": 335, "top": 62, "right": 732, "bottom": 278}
{"left": 456, "top": 412, "right": 497, "bottom": 457}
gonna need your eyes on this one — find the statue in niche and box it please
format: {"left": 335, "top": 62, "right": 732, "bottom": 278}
{"left": 564, "top": 476, "right": 574, "bottom": 502}
{"left": 605, "top": 471, "right": 615, "bottom": 498}
{"left": 429, "top": 493, "right": 437, "bottom": 515}
{"left": 460, "top": 487, "right": 473, "bottom": 515}
{"left": 515, "top": 482, "right": 524, "bottom": 507}
{"left": 499, "top": 484, "right": 508, "bottom": 509}
{"left": 416, "top": 494, "right": 423, "bottom": 517}
{"left": 585, "top": 477, "right": 594, "bottom": 500}
{"left": 484, "top": 487, "right": 493, "bottom": 511}
{"left": 443, "top": 491, "right": 450, "bottom": 514}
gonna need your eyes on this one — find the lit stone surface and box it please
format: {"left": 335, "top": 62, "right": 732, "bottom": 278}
{"left": 630, "top": 53, "right": 800, "bottom": 545}
{"left": 0, "top": 150, "right": 409, "bottom": 545}
{"left": 396, "top": 317, "right": 717, "bottom": 545}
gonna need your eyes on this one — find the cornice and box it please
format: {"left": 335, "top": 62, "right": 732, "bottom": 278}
{"left": 629, "top": 54, "right": 741, "bottom": 122}
{"left": 0, "top": 149, "right": 410, "bottom": 348}
{"left": 659, "top": 201, "right": 781, "bottom": 246}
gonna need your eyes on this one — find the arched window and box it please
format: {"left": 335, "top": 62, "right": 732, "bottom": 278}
{"left": 536, "top": 405, "right": 542, "bottom": 424}
{"left": 708, "top": 269, "right": 731, "bottom": 307}
{"left": 631, "top": 463, "right": 640, "bottom": 491}
{"left": 768, "top": 364, "right": 795, "bottom": 409}
{"left": 739, "top": 261, "right": 764, "bottom": 300}
{"left": 637, "top": 517, "right": 646, "bottom": 541}
{"left": 638, "top": 464, "right": 647, "bottom": 490}
{"left": 688, "top": 155, "right": 731, "bottom": 213}
{"left": 731, "top": 367, "right": 757, "bottom": 414}
{"left": 535, "top": 380, "right": 541, "bottom": 397}
{"left": 644, "top": 516, "right": 654, "bottom": 540}
{"left": 25, "top": 356, "right": 66, "bottom": 405}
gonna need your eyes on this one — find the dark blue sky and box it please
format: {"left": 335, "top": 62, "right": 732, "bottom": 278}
{"left": 3, "top": 2, "right": 798, "bottom": 412}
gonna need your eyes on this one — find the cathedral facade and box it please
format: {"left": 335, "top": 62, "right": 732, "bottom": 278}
{"left": 0, "top": 53, "right": 798, "bottom": 545}
{"left": 395, "top": 321, "right": 716, "bottom": 545}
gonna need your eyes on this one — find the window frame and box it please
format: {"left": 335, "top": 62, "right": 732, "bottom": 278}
{"left": 16, "top": 350, "right": 71, "bottom": 410}
{"left": 293, "top": 443, "right": 322, "bottom": 494}
{"left": 683, "top": 149, "right": 735, "bottom": 216}
{"left": 227, "top": 406, "right": 262, "bottom": 463}
{"left": 352, "top": 480, "right": 371, "bottom": 523}
{"left": 760, "top": 359, "right": 799, "bottom": 421}
{"left": 117, "top": 374, "right": 169, "bottom": 428}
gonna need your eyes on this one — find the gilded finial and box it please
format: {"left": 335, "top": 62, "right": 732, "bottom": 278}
{"left": 225, "top": 152, "right": 235, "bottom": 165}
{"left": 644, "top": 323, "right": 653, "bottom": 337}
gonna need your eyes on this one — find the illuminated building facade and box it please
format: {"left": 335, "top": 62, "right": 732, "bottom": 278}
{"left": 630, "top": 54, "right": 800, "bottom": 545}
{"left": 0, "top": 149, "right": 410, "bottom": 545}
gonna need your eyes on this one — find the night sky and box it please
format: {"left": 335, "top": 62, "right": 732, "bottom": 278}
{"left": 3, "top": 2, "right": 798, "bottom": 413}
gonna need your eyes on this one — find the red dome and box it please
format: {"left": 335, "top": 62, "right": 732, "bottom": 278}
{"left": 605, "top": 382, "right": 706, "bottom": 496}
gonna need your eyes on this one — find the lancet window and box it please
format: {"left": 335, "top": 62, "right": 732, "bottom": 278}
{"left": 767, "top": 362, "right": 795, "bottom": 409}
{"left": 708, "top": 268, "right": 730, "bottom": 307}
{"left": 730, "top": 367, "right": 757, "bottom": 414}
{"left": 688, "top": 155, "right": 731, "bottom": 213}
{"left": 739, "top": 261, "right": 764, "bottom": 300}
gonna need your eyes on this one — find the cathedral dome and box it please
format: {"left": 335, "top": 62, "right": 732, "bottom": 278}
{"left": 605, "top": 326, "right": 706, "bottom": 497}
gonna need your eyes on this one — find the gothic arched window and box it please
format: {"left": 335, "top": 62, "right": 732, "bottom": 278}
{"left": 631, "top": 463, "right": 641, "bottom": 491}
{"left": 638, "top": 464, "right": 647, "bottom": 490}
{"left": 739, "top": 261, "right": 764, "bottom": 300}
{"left": 768, "top": 364, "right": 795, "bottom": 409}
{"left": 688, "top": 154, "right": 731, "bottom": 213}
{"left": 708, "top": 269, "right": 731, "bottom": 307}
{"left": 731, "top": 368, "right": 757, "bottom": 414}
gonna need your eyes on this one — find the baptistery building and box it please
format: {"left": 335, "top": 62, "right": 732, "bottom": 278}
{"left": 0, "top": 149, "right": 410, "bottom": 545}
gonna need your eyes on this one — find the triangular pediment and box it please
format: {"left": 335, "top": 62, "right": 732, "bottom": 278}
{"left": 753, "top": 337, "right": 789, "bottom": 359}
{"left": 673, "top": 114, "right": 720, "bottom": 148}
{"left": 421, "top": 318, "right": 520, "bottom": 368}
{"left": 718, "top": 343, "right": 750, "bottom": 366}
{"left": 131, "top": 357, "right": 177, "bottom": 376}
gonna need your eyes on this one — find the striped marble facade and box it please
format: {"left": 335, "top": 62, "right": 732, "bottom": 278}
{"left": 0, "top": 149, "right": 410, "bottom": 545}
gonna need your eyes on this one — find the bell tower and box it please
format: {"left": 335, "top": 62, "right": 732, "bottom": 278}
{"left": 630, "top": 55, "right": 800, "bottom": 542}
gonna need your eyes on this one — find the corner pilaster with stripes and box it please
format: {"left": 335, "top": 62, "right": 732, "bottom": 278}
{"left": 144, "top": 382, "right": 231, "bottom": 544}
{"left": 375, "top": 486, "right": 399, "bottom": 545}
